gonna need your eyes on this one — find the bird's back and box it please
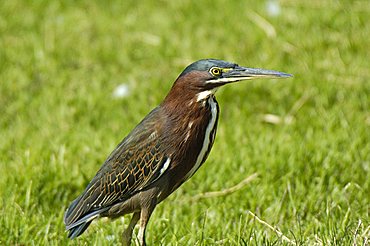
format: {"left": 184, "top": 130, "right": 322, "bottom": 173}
{"left": 64, "top": 107, "right": 169, "bottom": 238}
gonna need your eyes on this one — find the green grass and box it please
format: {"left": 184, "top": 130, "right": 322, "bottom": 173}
{"left": 1, "top": 0, "right": 369, "bottom": 245}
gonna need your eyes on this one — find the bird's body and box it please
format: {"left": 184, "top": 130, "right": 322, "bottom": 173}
{"left": 64, "top": 59, "right": 291, "bottom": 245}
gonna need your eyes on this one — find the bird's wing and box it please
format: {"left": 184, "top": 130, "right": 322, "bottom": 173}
{"left": 64, "top": 108, "right": 170, "bottom": 227}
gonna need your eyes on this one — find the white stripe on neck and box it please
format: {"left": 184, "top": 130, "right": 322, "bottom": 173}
{"left": 184, "top": 96, "right": 218, "bottom": 180}
{"left": 196, "top": 89, "right": 216, "bottom": 102}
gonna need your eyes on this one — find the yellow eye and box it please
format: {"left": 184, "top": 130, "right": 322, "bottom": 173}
{"left": 210, "top": 67, "right": 222, "bottom": 76}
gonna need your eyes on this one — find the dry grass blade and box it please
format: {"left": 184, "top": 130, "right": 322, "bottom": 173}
{"left": 247, "top": 211, "right": 296, "bottom": 245}
{"left": 188, "top": 173, "right": 258, "bottom": 202}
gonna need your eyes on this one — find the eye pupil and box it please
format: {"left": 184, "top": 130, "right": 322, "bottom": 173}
{"left": 211, "top": 68, "right": 221, "bottom": 76}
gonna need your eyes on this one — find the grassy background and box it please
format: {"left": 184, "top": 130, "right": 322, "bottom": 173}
{"left": 1, "top": 0, "right": 369, "bottom": 245}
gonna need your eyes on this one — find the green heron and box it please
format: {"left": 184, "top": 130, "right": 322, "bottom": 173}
{"left": 64, "top": 59, "right": 291, "bottom": 245}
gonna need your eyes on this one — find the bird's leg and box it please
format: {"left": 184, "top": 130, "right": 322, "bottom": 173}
{"left": 122, "top": 212, "right": 140, "bottom": 246}
{"left": 137, "top": 204, "right": 156, "bottom": 246}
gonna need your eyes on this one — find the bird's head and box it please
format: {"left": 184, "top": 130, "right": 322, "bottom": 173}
{"left": 164, "top": 59, "right": 292, "bottom": 105}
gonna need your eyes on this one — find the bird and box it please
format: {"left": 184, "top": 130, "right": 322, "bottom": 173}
{"left": 64, "top": 59, "right": 292, "bottom": 245}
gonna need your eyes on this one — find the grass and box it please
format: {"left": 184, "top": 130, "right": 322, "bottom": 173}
{"left": 1, "top": 0, "right": 369, "bottom": 245}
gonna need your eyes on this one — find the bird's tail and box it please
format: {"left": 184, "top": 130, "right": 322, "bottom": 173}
{"left": 67, "top": 221, "right": 92, "bottom": 239}
{"left": 64, "top": 196, "right": 92, "bottom": 239}
{"left": 64, "top": 195, "right": 109, "bottom": 239}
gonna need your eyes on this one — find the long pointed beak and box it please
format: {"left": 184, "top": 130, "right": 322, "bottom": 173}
{"left": 207, "top": 66, "right": 292, "bottom": 84}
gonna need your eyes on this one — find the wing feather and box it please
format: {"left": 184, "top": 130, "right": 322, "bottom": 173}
{"left": 64, "top": 107, "right": 170, "bottom": 228}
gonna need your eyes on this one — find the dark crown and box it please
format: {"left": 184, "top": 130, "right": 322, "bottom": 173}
{"left": 180, "top": 59, "right": 238, "bottom": 76}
